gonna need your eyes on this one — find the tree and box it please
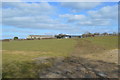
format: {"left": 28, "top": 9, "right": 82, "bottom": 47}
{"left": 102, "top": 32, "right": 108, "bottom": 36}
{"left": 94, "top": 33, "right": 100, "bottom": 36}
{"left": 112, "top": 32, "right": 117, "bottom": 36}
{"left": 55, "top": 34, "right": 68, "bottom": 39}
{"left": 87, "top": 32, "right": 92, "bottom": 37}
{"left": 82, "top": 34, "right": 87, "bottom": 38}
{"left": 14, "top": 37, "right": 18, "bottom": 40}
{"left": 84, "top": 32, "right": 93, "bottom": 37}
{"left": 119, "top": 32, "right": 120, "bottom": 35}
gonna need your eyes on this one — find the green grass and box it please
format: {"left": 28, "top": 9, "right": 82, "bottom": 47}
{"left": 2, "top": 36, "right": 118, "bottom": 78}
{"left": 84, "top": 36, "right": 118, "bottom": 49}
{"left": 3, "top": 39, "right": 77, "bottom": 63}
{"left": 2, "top": 39, "right": 77, "bottom": 78}
{"left": 3, "top": 39, "right": 76, "bottom": 54}
{"left": 72, "top": 36, "right": 118, "bottom": 56}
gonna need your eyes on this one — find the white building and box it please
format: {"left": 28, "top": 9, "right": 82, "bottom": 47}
{"left": 27, "top": 35, "right": 55, "bottom": 39}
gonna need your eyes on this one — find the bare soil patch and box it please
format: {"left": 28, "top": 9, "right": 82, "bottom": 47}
{"left": 37, "top": 39, "right": 119, "bottom": 78}
{"left": 79, "top": 49, "right": 118, "bottom": 64}
{"left": 38, "top": 57, "right": 118, "bottom": 78}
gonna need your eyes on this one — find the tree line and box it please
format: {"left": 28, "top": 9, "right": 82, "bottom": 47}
{"left": 81, "top": 32, "right": 119, "bottom": 38}
{"left": 55, "top": 32, "right": 119, "bottom": 39}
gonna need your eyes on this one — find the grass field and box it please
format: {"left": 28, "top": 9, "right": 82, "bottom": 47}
{"left": 2, "top": 36, "right": 118, "bottom": 78}
{"left": 3, "top": 39, "right": 76, "bottom": 63}
{"left": 84, "top": 36, "right": 118, "bottom": 50}
{"left": 2, "top": 39, "right": 77, "bottom": 78}
{"left": 75, "top": 36, "right": 118, "bottom": 54}
{"left": 72, "top": 36, "right": 118, "bottom": 63}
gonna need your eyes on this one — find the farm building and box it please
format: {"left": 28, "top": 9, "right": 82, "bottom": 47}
{"left": 55, "top": 34, "right": 81, "bottom": 39}
{"left": 70, "top": 35, "right": 81, "bottom": 38}
{"left": 27, "top": 35, "right": 55, "bottom": 39}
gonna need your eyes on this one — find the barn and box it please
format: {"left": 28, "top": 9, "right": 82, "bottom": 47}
{"left": 27, "top": 35, "right": 55, "bottom": 39}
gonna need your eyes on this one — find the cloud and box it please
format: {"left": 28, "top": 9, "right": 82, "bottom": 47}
{"left": 61, "top": 2, "right": 101, "bottom": 12}
{"left": 2, "top": 0, "right": 22, "bottom": 2}
{"left": 3, "top": 15, "right": 73, "bottom": 30}
{"left": 2, "top": 2, "right": 55, "bottom": 18}
{"left": 2, "top": 2, "right": 82, "bottom": 31}
{"left": 2, "top": 3, "right": 61, "bottom": 29}
{"left": 3, "top": 16, "right": 59, "bottom": 25}
{"left": 60, "top": 4, "right": 118, "bottom": 26}
{"left": 88, "top": 5, "right": 118, "bottom": 20}
{"left": 2, "top": 2, "right": 118, "bottom": 35}
{"left": 59, "top": 14, "right": 113, "bottom": 26}
{"left": 77, "top": 19, "right": 112, "bottom": 26}
{"left": 59, "top": 14, "right": 87, "bottom": 22}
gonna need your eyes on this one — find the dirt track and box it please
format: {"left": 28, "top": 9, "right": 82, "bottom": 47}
{"left": 37, "top": 39, "right": 119, "bottom": 78}
{"left": 37, "top": 48, "right": 119, "bottom": 78}
{"left": 38, "top": 56, "right": 118, "bottom": 78}
{"left": 77, "top": 49, "right": 118, "bottom": 64}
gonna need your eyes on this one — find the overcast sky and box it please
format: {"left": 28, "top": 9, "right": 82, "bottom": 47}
{"left": 2, "top": 2, "right": 118, "bottom": 39}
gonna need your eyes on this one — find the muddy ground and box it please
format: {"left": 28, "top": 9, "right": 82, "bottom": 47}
{"left": 36, "top": 42, "right": 119, "bottom": 78}
{"left": 37, "top": 47, "right": 119, "bottom": 78}
{"left": 38, "top": 56, "right": 118, "bottom": 78}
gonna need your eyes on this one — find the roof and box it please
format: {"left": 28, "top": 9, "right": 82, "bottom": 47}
{"left": 29, "top": 35, "right": 54, "bottom": 37}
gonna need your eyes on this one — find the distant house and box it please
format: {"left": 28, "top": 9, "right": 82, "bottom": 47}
{"left": 70, "top": 35, "right": 81, "bottom": 38}
{"left": 55, "top": 34, "right": 81, "bottom": 39}
{"left": 27, "top": 35, "right": 55, "bottom": 40}
{"left": 55, "top": 34, "right": 70, "bottom": 39}
{"left": 2, "top": 39, "right": 11, "bottom": 42}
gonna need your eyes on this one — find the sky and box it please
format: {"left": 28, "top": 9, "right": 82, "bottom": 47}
{"left": 1, "top": 2, "right": 118, "bottom": 39}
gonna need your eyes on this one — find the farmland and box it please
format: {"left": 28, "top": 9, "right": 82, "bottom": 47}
{"left": 2, "top": 36, "right": 118, "bottom": 78}
{"left": 2, "top": 39, "right": 77, "bottom": 78}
